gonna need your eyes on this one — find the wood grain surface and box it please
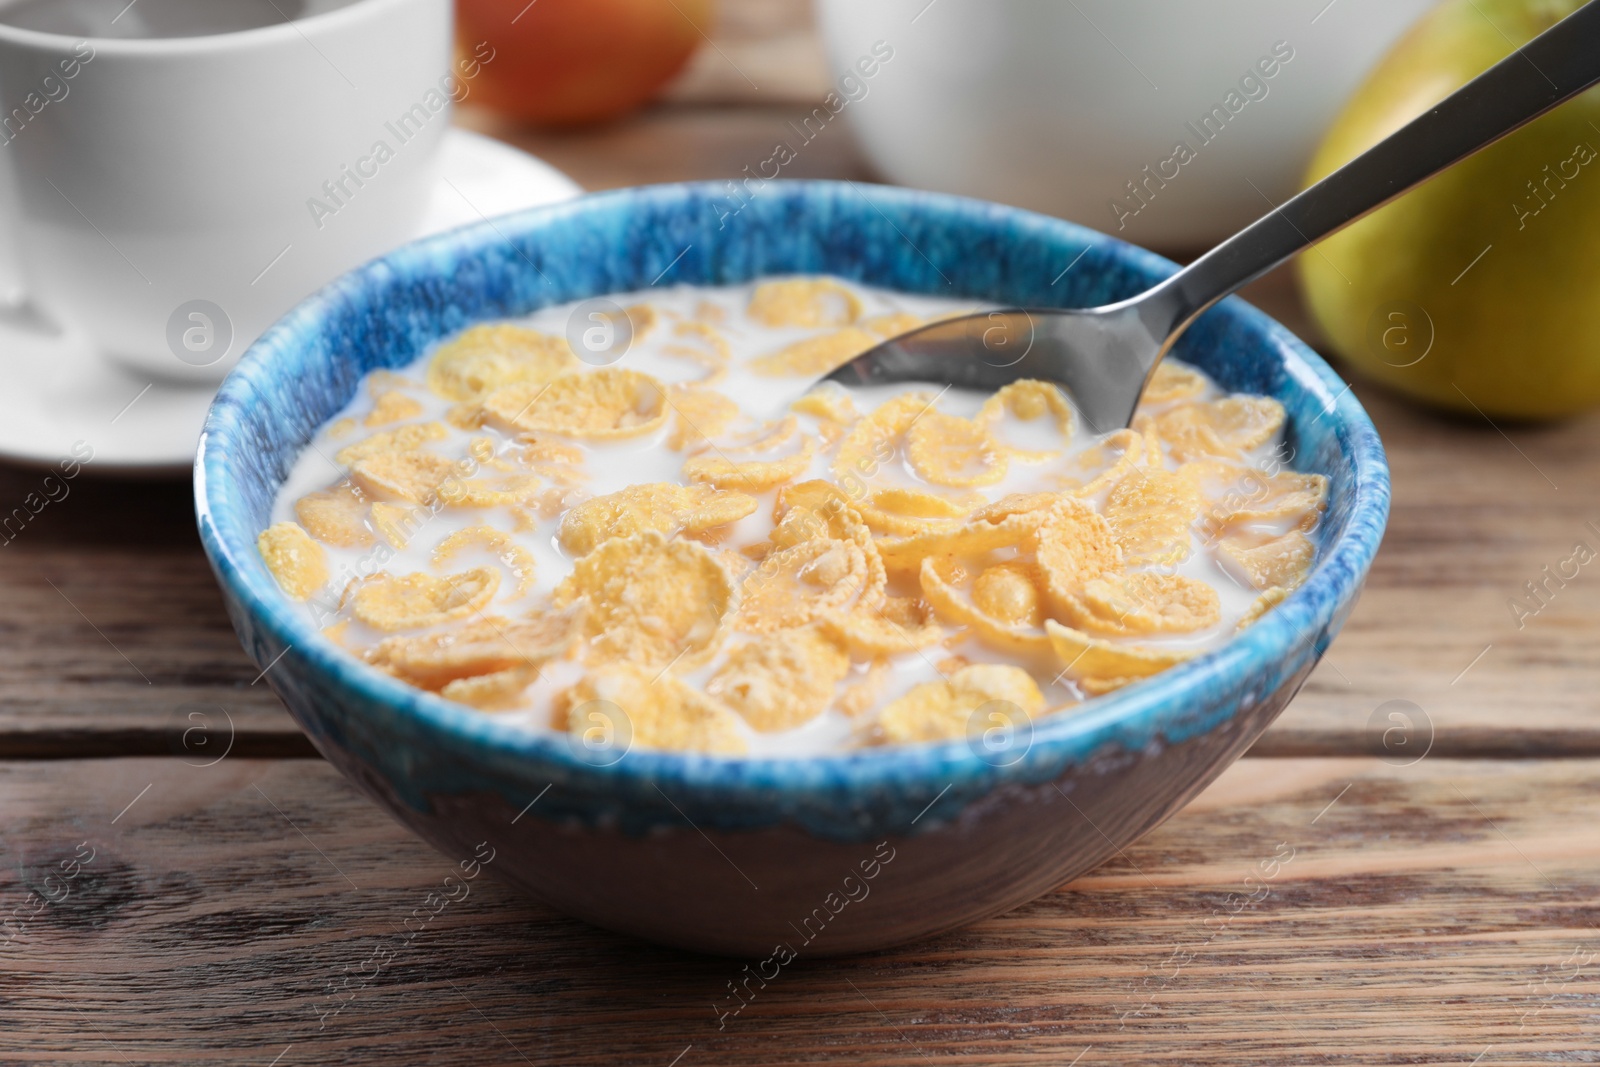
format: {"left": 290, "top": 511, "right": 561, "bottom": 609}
{"left": 2, "top": 756, "right": 1595, "bottom": 1065}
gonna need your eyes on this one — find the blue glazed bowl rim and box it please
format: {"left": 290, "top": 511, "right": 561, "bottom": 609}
{"left": 196, "top": 179, "right": 1389, "bottom": 794}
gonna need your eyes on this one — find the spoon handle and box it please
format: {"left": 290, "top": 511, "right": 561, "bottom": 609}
{"left": 1147, "top": 0, "right": 1600, "bottom": 339}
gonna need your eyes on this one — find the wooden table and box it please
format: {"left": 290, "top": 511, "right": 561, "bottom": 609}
{"left": 5, "top": 8, "right": 1599, "bottom": 1064}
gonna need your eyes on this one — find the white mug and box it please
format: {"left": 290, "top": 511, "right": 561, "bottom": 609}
{"left": 0, "top": 0, "right": 452, "bottom": 383}
{"left": 817, "top": 0, "right": 1435, "bottom": 248}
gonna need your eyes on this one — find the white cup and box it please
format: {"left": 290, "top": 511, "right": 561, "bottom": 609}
{"left": 817, "top": 0, "right": 1434, "bottom": 248}
{"left": 0, "top": 0, "right": 452, "bottom": 382}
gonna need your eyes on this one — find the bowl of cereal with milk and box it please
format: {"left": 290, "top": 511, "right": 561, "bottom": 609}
{"left": 197, "top": 180, "right": 1388, "bottom": 956}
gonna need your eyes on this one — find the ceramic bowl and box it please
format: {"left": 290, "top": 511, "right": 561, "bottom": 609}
{"left": 816, "top": 0, "right": 1434, "bottom": 247}
{"left": 195, "top": 180, "right": 1389, "bottom": 957}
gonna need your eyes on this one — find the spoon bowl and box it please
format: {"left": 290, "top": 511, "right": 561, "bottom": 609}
{"left": 824, "top": 304, "right": 1161, "bottom": 434}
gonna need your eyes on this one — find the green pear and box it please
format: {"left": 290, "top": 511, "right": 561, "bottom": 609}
{"left": 1298, "top": 0, "right": 1600, "bottom": 419}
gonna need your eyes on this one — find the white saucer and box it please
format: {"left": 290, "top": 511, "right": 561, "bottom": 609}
{"left": 0, "top": 129, "right": 583, "bottom": 477}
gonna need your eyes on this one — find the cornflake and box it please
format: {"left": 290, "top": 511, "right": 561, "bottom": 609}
{"left": 920, "top": 555, "right": 1052, "bottom": 657}
{"left": 426, "top": 323, "right": 577, "bottom": 401}
{"left": 295, "top": 484, "right": 373, "bottom": 548}
{"left": 561, "top": 665, "right": 747, "bottom": 755}
{"left": 350, "top": 450, "right": 462, "bottom": 504}
{"left": 907, "top": 412, "right": 1008, "bottom": 487}
{"left": 708, "top": 627, "right": 850, "bottom": 731}
{"left": 820, "top": 595, "right": 945, "bottom": 658}
{"left": 739, "top": 537, "right": 871, "bottom": 633}
{"left": 335, "top": 422, "right": 449, "bottom": 466}
{"left": 750, "top": 327, "right": 877, "bottom": 376}
{"left": 559, "top": 482, "right": 757, "bottom": 556}
{"left": 483, "top": 368, "right": 667, "bottom": 439}
{"left": 876, "top": 664, "right": 1046, "bottom": 744}
{"left": 433, "top": 525, "right": 537, "bottom": 595}
{"left": 1034, "top": 497, "right": 1123, "bottom": 612}
{"left": 366, "top": 391, "right": 424, "bottom": 426}
{"left": 1102, "top": 468, "right": 1201, "bottom": 566}
{"left": 1220, "top": 529, "right": 1316, "bottom": 590}
{"left": 259, "top": 522, "right": 328, "bottom": 600}
{"left": 552, "top": 530, "right": 735, "bottom": 670}
{"left": 1064, "top": 573, "right": 1221, "bottom": 636}
{"left": 1045, "top": 620, "right": 1193, "bottom": 681}
{"left": 747, "top": 277, "right": 861, "bottom": 328}
{"left": 349, "top": 567, "right": 500, "bottom": 631}
{"left": 979, "top": 380, "right": 1076, "bottom": 462}
{"left": 665, "top": 387, "right": 741, "bottom": 451}
{"left": 368, "top": 603, "right": 583, "bottom": 689}
{"left": 1151, "top": 396, "right": 1285, "bottom": 461}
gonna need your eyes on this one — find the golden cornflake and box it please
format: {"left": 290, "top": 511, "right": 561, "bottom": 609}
{"left": 662, "top": 320, "right": 731, "bottom": 385}
{"left": 440, "top": 666, "right": 540, "bottom": 711}
{"left": 1219, "top": 529, "right": 1316, "bottom": 590}
{"left": 875, "top": 492, "right": 1060, "bottom": 575}
{"left": 349, "top": 450, "right": 463, "bottom": 505}
{"left": 560, "top": 665, "right": 747, "bottom": 755}
{"left": 790, "top": 384, "right": 860, "bottom": 425}
{"left": 1151, "top": 396, "right": 1285, "bottom": 461}
{"left": 1206, "top": 470, "right": 1328, "bottom": 528}
{"left": 978, "top": 380, "right": 1076, "bottom": 462}
{"left": 906, "top": 412, "right": 1008, "bottom": 487}
{"left": 1045, "top": 619, "right": 1193, "bottom": 681}
{"left": 258, "top": 522, "right": 328, "bottom": 601}
{"left": 552, "top": 530, "right": 735, "bottom": 670}
{"left": 515, "top": 434, "right": 586, "bottom": 467}
{"left": 365, "top": 390, "right": 424, "bottom": 426}
{"left": 1238, "top": 586, "right": 1290, "bottom": 630}
{"left": 1033, "top": 497, "right": 1123, "bottom": 611}
{"left": 708, "top": 627, "right": 850, "bottom": 732}
{"left": 1138, "top": 361, "right": 1210, "bottom": 405}
{"left": 683, "top": 435, "right": 815, "bottom": 492}
{"left": 432, "top": 525, "right": 537, "bottom": 595}
{"left": 370, "top": 501, "right": 426, "bottom": 549}
{"left": 1066, "top": 573, "right": 1220, "bottom": 636}
{"left": 350, "top": 567, "right": 500, "bottom": 632}
{"left": 972, "top": 562, "right": 1045, "bottom": 628}
{"left": 861, "top": 311, "right": 923, "bottom": 337}
{"left": 1057, "top": 428, "right": 1145, "bottom": 498}
{"left": 436, "top": 474, "right": 542, "bottom": 510}
{"left": 295, "top": 484, "right": 373, "bottom": 548}
{"left": 768, "top": 482, "right": 888, "bottom": 609}
{"left": 837, "top": 660, "right": 891, "bottom": 718}
{"left": 832, "top": 390, "right": 932, "bottom": 486}
{"left": 1102, "top": 469, "right": 1201, "bottom": 566}
{"left": 483, "top": 368, "right": 667, "bottom": 439}
{"left": 819, "top": 595, "right": 945, "bottom": 658}
{"left": 747, "top": 277, "right": 861, "bottom": 328}
{"left": 920, "top": 555, "right": 1052, "bottom": 657}
{"left": 876, "top": 664, "right": 1046, "bottom": 744}
{"left": 368, "top": 604, "right": 583, "bottom": 689}
{"left": 750, "top": 326, "right": 877, "bottom": 377}
{"left": 857, "top": 486, "right": 975, "bottom": 537}
{"left": 425, "top": 323, "right": 577, "bottom": 401}
{"left": 558, "top": 482, "right": 758, "bottom": 557}
{"left": 739, "top": 537, "right": 870, "bottom": 633}
{"left": 1079, "top": 675, "right": 1139, "bottom": 697}
{"left": 666, "top": 387, "right": 741, "bottom": 451}
{"left": 334, "top": 421, "right": 449, "bottom": 466}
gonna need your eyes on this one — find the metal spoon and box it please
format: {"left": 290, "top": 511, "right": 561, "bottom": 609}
{"left": 825, "top": 0, "right": 1600, "bottom": 433}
